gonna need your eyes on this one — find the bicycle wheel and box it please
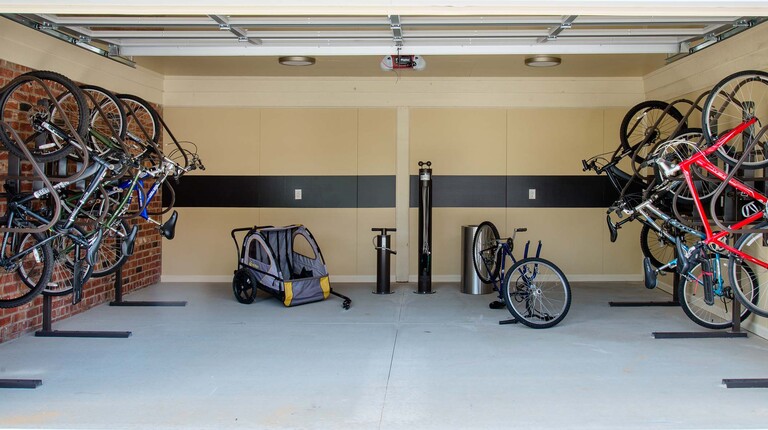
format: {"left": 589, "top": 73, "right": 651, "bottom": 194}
{"left": 1, "top": 231, "right": 53, "bottom": 308}
{"left": 44, "top": 226, "right": 94, "bottom": 297}
{"left": 728, "top": 227, "right": 768, "bottom": 317}
{"left": 81, "top": 85, "right": 127, "bottom": 157}
{"left": 0, "top": 70, "right": 89, "bottom": 163}
{"left": 620, "top": 100, "right": 685, "bottom": 163}
{"left": 702, "top": 70, "right": 768, "bottom": 169}
{"left": 472, "top": 221, "right": 500, "bottom": 284}
{"left": 639, "top": 222, "right": 679, "bottom": 272}
{"left": 678, "top": 257, "right": 755, "bottom": 330}
{"left": 502, "top": 257, "right": 571, "bottom": 328}
{"left": 117, "top": 94, "right": 160, "bottom": 160}
{"left": 90, "top": 219, "right": 131, "bottom": 278}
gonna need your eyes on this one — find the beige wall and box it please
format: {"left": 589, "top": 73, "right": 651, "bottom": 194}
{"left": 162, "top": 107, "right": 398, "bottom": 281}
{"left": 162, "top": 100, "right": 644, "bottom": 282}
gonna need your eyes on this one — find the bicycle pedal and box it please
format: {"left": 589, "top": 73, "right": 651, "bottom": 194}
{"left": 701, "top": 261, "right": 715, "bottom": 306}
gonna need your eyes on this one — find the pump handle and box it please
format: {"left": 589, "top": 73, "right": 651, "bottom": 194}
{"left": 418, "top": 161, "right": 432, "bottom": 167}
{"left": 372, "top": 227, "right": 397, "bottom": 235}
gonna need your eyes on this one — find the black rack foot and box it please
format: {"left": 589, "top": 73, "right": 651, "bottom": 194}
{"left": 35, "top": 330, "right": 131, "bottom": 338}
{"left": 110, "top": 301, "right": 187, "bottom": 307}
{"left": 499, "top": 318, "right": 519, "bottom": 325}
{"left": 723, "top": 379, "right": 768, "bottom": 388}
{"left": 0, "top": 379, "right": 42, "bottom": 389}
{"left": 653, "top": 331, "right": 748, "bottom": 339}
{"left": 609, "top": 301, "right": 679, "bottom": 307}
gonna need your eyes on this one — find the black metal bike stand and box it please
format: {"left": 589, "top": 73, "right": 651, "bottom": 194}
{"left": 609, "top": 272, "right": 680, "bottom": 307}
{"left": 653, "top": 296, "right": 748, "bottom": 339}
{"left": 35, "top": 294, "right": 131, "bottom": 338}
{"left": 109, "top": 268, "right": 186, "bottom": 307}
{"left": 0, "top": 379, "right": 42, "bottom": 389}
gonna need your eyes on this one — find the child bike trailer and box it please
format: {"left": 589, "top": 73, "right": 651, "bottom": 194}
{"left": 231, "top": 225, "right": 351, "bottom": 309}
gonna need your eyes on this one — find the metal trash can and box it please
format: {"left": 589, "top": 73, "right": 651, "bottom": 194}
{"left": 461, "top": 225, "right": 492, "bottom": 294}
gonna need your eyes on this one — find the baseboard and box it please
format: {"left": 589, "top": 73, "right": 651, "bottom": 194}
{"left": 162, "top": 274, "right": 643, "bottom": 283}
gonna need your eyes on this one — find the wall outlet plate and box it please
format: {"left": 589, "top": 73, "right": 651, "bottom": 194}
{"left": 528, "top": 189, "right": 536, "bottom": 199}
{"left": 295, "top": 189, "right": 302, "bottom": 200}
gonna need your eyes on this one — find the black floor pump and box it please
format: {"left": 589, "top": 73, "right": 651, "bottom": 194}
{"left": 417, "top": 161, "right": 434, "bottom": 294}
{"left": 372, "top": 227, "right": 396, "bottom": 294}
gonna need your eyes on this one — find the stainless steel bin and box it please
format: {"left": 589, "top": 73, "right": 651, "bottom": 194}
{"left": 461, "top": 225, "right": 493, "bottom": 294}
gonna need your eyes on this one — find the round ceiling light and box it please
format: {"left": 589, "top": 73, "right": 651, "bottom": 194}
{"left": 278, "top": 56, "right": 316, "bottom": 66}
{"left": 524, "top": 55, "right": 562, "bottom": 67}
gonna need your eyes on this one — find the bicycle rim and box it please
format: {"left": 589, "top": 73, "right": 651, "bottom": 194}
{"left": 703, "top": 70, "right": 768, "bottom": 169}
{"left": 502, "top": 257, "right": 571, "bottom": 328}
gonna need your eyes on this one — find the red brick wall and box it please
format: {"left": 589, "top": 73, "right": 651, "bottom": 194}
{"left": 0, "top": 59, "right": 163, "bottom": 342}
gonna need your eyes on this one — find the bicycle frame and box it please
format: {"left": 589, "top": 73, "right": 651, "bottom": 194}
{"left": 491, "top": 237, "right": 542, "bottom": 292}
{"left": 667, "top": 118, "right": 768, "bottom": 269}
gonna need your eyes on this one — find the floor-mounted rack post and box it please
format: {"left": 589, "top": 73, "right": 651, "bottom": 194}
{"left": 609, "top": 272, "right": 680, "bottom": 307}
{"left": 0, "top": 379, "right": 42, "bottom": 389}
{"left": 35, "top": 294, "right": 131, "bottom": 338}
{"left": 109, "top": 267, "right": 186, "bottom": 307}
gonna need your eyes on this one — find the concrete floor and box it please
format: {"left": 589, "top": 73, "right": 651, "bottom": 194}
{"left": 1, "top": 281, "right": 768, "bottom": 429}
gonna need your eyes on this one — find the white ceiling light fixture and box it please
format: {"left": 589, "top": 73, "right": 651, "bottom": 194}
{"left": 278, "top": 55, "right": 316, "bottom": 66}
{"left": 525, "top": 55, "right": 561, "bottom": 67}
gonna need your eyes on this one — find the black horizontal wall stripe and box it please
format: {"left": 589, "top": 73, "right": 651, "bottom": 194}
{"left": 167, "top": 175, "right": 616, "bottom": 208}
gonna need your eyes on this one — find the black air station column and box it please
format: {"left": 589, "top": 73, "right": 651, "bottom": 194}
{"left": 417, "top": 161, "right": 434, "bottom": 294}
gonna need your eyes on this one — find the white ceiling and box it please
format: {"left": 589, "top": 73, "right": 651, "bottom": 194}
{"left": 2, "top": 1, "right": 767, "bottom": 77}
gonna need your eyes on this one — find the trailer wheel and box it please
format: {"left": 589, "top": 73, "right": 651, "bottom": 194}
{"left": 233, "top": 268, "right": 257, "bottom": 304}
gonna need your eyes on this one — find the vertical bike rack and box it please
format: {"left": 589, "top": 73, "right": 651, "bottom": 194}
{"left": 0, "top": 153, "right": 44, "bottom": 389}
{"left": 109, "top": 266, "right": 186, "bottom": 307}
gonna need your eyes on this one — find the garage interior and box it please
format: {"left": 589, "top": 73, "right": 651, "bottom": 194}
{"left": 1, "top": 2, "right": 768, "bottom": 429}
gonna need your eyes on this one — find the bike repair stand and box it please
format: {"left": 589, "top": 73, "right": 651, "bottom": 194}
{"left": 109, "top": 267, "right": 187, "bottom": 307}
{"left": 416, "top": 161, "right": 435, "bottom": 294}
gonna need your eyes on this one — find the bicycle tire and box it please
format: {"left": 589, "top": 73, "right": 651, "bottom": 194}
{"left": 90, "top": 219, "right": 131, "bottom": 278}
{"left": 81, "top": 84, "right": 127, "bottom": 157}
{"left": 502, "top": 257, "right": 571, "bottom": 329}
{"left": 1, "top": 231, "right": 54, "bottom": 308}
{"left": 728, "top": 225, "right": 768, "bottom": 317}
{"left": 117, "top": 93, "right": 161, "bottom": 157}
{"left": 0, "top": 70, "right": 89, "bottom": 163}
{"left": 472, "top": 221, "right": 500, "bottom": 284}
{"left": 702, "top": 70, "right": 768, "bottom": 169}
{"left": 620, "top": 100, "right": 685, "bottom": 163}
{"left": 639, "top": 223, "right": 677, "bottom": 272}
{"left": 678, "top": 257, "right": 755, "bottom": 330}
{"left": 43, "top": 225, "right": 95, "bottom": 297}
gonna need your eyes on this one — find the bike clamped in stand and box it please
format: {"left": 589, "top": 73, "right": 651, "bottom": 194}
{"left": 372, "top": 227, "right": 396, "bottom": 294}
